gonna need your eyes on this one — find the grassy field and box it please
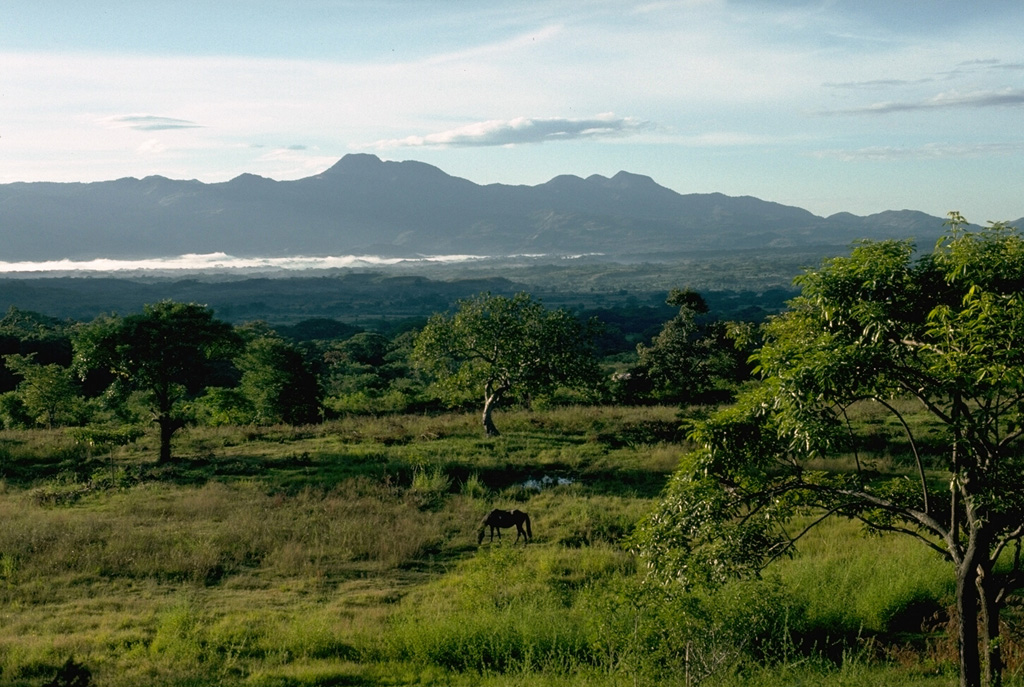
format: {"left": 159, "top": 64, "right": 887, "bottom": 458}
{"left": 0, "top": 405, "right": 991, "bottom": 686}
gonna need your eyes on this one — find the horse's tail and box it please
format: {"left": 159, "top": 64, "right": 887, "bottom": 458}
{"left": 523, "top": 512, "right": 532, "bottom": 540}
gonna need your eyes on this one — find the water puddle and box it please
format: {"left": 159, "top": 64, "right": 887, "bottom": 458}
{"left": 520, "top": 475, "right": 575, "bottom": 490}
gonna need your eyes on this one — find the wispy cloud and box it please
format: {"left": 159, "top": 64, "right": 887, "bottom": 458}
{"left": 102, "top": 114, "right": 203, "bottom": 131}
{"left": 371, "top": 114, "right": 651, "bottom": 148}
{"left": 815, "top": 141, "right": 1024, "bottom": 161}
{"left": 824, "top": 60, "right": 1024, "bottom": 92}
{"left": 950, "top": 58, "right": 1024, "bottom": 73}
{"left": 823, "top": 78, "right": 934, "bottom": 90}
{"left": 821, "top": 88, "right": 1024, "bottom": 115}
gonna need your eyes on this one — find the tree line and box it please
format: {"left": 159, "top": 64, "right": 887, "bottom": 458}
{"left": 0, "top": 288, "right": 752, "bottom": 459}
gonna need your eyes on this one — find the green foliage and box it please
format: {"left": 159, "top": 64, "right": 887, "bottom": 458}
{"left": 0, "top": 306, "right": 74, "bottom": 395}
{"left": 236, "top": 334, "right": 321, "bottom": 426}
{"left": 628, "top": 289, "right": 741, "bottom": 404}
{"left": 69, "top": 425, "right": 145, "bottom": 454}
{"left": 636, "top": 217, "right": 1024, "bottom": 687}
{"left": 321, "top": 331, "right": 427, "bottom": 417}
{"left": 274, "top": 317, "right": 362, "bottom": 343}
{"left": 72, "top": 301, "right": 241, "bottom": 461}
{"left": 193, "top": 386, "right": 253, "bottom": 427}
{"left": 413, "top": 292, "right": 602, "bottom": 435}
{"left": 3, "top": 353, "right": 84, "bottom": 429}
{"left": 0, "top": 389, "right": 33, "bottom": 429}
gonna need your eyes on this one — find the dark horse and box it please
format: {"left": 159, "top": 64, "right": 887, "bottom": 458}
{"left": 477, "top": 508, "right": 532, "bottom": 545}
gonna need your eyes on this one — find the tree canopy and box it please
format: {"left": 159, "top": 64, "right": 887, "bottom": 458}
{"left": 235, "top": 332, "right": 321, "bottom": 426}
{"left": 412, "top": 292, "right": 601, "bottom": 435}
{"left": 72, "top": 301, "right": 240, "bottom": 462}
{"left": 3, "top": 353, "right": 81, "bottom": 429}
{"left": 633, "top": 288, "right": 738, "bottom": 404}
{"left": 634, "top": 215, "right": 1024, "bottom": 687}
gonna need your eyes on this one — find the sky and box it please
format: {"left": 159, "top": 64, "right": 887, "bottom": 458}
{"left": 2, "top": 0, "right": 1023, "bottom": 222}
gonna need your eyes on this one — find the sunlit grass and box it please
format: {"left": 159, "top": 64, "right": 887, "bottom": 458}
{"left": 0, "top": 404, "right": 979, "bottom": 686}
{"left": 773, "top": 517, "right": 954, "bottom": 644}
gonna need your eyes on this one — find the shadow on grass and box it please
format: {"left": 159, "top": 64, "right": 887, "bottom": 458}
{"left": 2, "top": 444, "right": 677, "bottom": 505}
{"left": 0, "top": 413, "right": 683, "bottom": 503}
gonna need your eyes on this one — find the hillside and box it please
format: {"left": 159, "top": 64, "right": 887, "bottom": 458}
{"left": 0, "top": 154, "right": 959, "bottom": 261}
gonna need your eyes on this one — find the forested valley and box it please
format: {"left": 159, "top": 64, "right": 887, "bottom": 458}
{"left": 3, "top": 224, "right": 1024, "bottom": 687}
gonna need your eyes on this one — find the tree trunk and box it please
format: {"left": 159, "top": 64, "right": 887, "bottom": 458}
{"left": 978, "top": 572, "right": 1003, "bottom": 687}
{"left": 156, "top": 413, "right": 184, "bottom": 463}
{"left": 957, "top": 556, "right": 983, "bottom": 687}
{"left": 482, "top": 392, "right": 501, "bottom": 437}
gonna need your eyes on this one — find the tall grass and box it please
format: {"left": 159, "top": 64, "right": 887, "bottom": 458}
{"left": 382, "top": 544, "right": 630, "bottom": 673}
{"left": 0, "top": 404, "right": 976, "bottom": 686}
{"left": 774, "top": 517, "right": 953, "bottom": 640}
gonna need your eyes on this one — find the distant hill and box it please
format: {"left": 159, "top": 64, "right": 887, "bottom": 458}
{"left": 0, "top": 154, "right": 977, "bottom": 261}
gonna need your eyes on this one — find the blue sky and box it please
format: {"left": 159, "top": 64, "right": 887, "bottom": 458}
{"left": 3, "top": 0, "right": 1023, "bottom": 221}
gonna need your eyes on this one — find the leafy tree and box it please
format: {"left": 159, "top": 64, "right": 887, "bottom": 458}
{"left": 412, "top": 292, "right": 601, "bottom": 436}
{"left": 72, "top": 301, "right": 240, "bottom": 462}
{"left": 0, "top": 307, "right": 74, "bottom": 393}
{"left": 323, "top": 332, "right": 393, "bottom": 395}
{"left": 194, "top": 386, "right": 253, "bottom": 427}
{"left": 274, "top": 317, "right": 362, "bottom": 343}
{"left": 634, "top": 216, "right": 1024, "bottom": 687}
{"left": 632, "top": 289, "right": 737, "bottom": 404}
{"left": 319, "top": 331, "right": 427, "bottom": 416}
{"left": 0, "top": 391, "right": 33, "bottom": 429}
{"left": 3, "top": 353, "right": 81, "bottom": 428}
{"left": 235, "top": 333, "right": 321, "bottom": 425}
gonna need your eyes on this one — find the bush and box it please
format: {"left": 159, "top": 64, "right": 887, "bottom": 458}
{"left": 408, "top": 467, "right": 452, "bottom": 510}
{"left": 324, "top": 389, "right": 417, "bottom": 416}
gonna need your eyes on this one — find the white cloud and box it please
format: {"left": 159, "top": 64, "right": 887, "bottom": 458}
{"left": 371, "top": 114, "right": 651, "bottom": 149}
{"left": 102, "top": 114, "right": 203, "bottom": 130}
{"left": 822, "top": 88, "right": 1024, "bottom": 115}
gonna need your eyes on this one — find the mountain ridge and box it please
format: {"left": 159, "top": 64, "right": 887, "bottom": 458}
{"left": 0, "top": 154, "right": 998, "bottom": 262}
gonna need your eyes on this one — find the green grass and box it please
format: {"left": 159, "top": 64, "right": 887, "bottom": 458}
{"left": 0, "top": 404, "right": 998, "bottom": 686}
{"left": 774, "top": 518, "right": 953, "bottom": 638}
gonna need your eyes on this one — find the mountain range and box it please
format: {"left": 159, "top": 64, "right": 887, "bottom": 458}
{"left": 0, "top": 154, "right": 998, "bottom": 262}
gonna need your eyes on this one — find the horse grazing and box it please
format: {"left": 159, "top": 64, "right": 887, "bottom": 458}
{"left": 478, "top": 508, "right": 532, "bottom": 545}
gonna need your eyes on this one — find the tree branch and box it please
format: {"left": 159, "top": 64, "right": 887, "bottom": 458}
{"left": 763, "top": 506, "right": 845, "bottom": 567}
{"left": 872, "top": 396, "right": 931, "bottom": 515}
{"left": 854, "top": 514, "right": 952, "bottom": 560}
